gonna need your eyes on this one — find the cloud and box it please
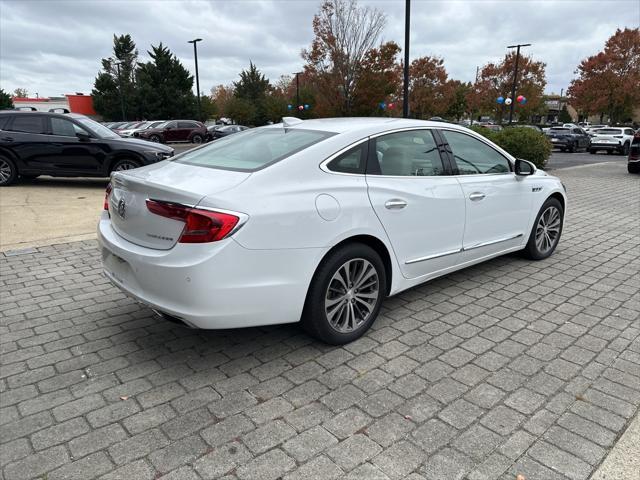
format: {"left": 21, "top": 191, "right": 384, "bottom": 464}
{"left": 0, "top": 0, "right": 638, "bottom": 98}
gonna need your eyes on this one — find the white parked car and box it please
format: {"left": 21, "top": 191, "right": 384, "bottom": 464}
{"left": 98, "top": 118, "right": 567, "bottom": 344}
{"left": 589, "top": 127, "right": 635, "bottom": 155}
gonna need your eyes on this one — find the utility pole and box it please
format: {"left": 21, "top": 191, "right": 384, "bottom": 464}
{"left": 114, "top": 61, "right": 126, "bottom": 121}
{"left": 507, "top": 43, "right": 531, "bottom": 124}
{"left": 188, "top": 38, "right": 203, "bottom": 121}
{"left": 294, "top": 72, "right": 303, "bottom": 107}
{"left": 402, "top": 0, "right": 411, "bottom": 118}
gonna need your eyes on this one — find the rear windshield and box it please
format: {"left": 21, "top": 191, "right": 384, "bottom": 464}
{"left": 595, "top": 128, "right": 622, "bottom": 135}
{"left": 176, "top": 128, "right": 335, "bottom": 172}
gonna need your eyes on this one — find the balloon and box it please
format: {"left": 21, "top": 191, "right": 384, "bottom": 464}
{"left": 304, "top": 104, "right": 310, "bottom": 110}
{"left": 298, "top": 105, "right": 304, "bottom": 111}
{"left": 497, "top": 96, "right": 504, "bottom": 104}
{"left": 287, "top": 104, "right": 292, "bottom": 110}
{"left": 516, "top": 95, "right": 524, "bottom": 103}
{"left": 379, "top": 102, "right": 386, "bottom": 109}
{"left": 505, "top": 98, "right": 513, "bottom": 106}
{"left": 520, "top": 98, "right": 527, "bottom": 105}
{"left": 388, "top": 103, "right": 394, "bottom": 109}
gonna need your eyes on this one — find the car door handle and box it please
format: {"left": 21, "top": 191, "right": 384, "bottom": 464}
{"left": 385, "top": 199, "right": 407, "bottom": 210}
{"left": 469, "top": 192, "right": 486, "bottom": 201}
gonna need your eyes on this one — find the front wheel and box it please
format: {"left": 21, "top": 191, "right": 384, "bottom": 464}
{"left": 0, "top": 156, "right": 18, "bottom": 186}
{"left": 301, "top": 243, "right": 386, "bottom": 345}
{"left": 622, "top": 143, "right": 630, "bottom": 156}
{"left": 628, "top": 163, "right": 640, "bottom": 174}
{"left": 149, "top": 134, "right": 161, "bottom": 143}
{"left": 522, "top": 198, "right": 564, "bottom": 260}
{"left": 111, "top": 158, "right": 141, "bottom": 173}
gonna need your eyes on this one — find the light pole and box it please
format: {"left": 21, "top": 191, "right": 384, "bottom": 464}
{"left": 293, "top": 72, "right": 303, "bottom": 108}
{"left": 188, "top": 38, "right": 203, "bottom": 121}
{"left": 506, "top": 43, "right": 531, "bottom": 124}
{"left": 402, "top": 0, "right": 411, "bottom": 118}
{"left": 113, "top": 60, "right": 126, "bottom": 121}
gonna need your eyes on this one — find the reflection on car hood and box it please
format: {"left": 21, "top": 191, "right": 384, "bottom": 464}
{"left": 115, "top": 137, "right": 173, "bottom": 152}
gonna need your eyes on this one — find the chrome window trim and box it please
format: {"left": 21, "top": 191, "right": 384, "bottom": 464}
{"left": 436, "top": 127, "right": 515, "bottom": 172}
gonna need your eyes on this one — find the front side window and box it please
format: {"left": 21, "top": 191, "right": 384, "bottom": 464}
{"left": 441, "top": 130, "right": 511, "bottom": 175}
{"left": 8, "top": 115, "right": 47, "bottom": 134}
{"left": 50, "top": 117, "right": 89, "bottom": 137}
{"left": 327, "top": 143, "right": 366, "bottom": 174}
{"left": 370, "top": 130, "right": 445, "bottom": 176}
{"left": 177, "top": 127, "right": 335, "bottom": 172}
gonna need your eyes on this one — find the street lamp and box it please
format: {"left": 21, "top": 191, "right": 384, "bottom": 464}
{"left": 293, "top": 72, "right": 303, "bottom": 109}
{"left": 506, "top": 43, "right": 531, "bottom": 124}
{"left": 402, "top": 0, "right": 411, "bottom": 118}
{"left": 112, "top": 59, "right": 126, "bottom": 121}
{"left": 188, "top": 38, "right": 203, "bottom": 121}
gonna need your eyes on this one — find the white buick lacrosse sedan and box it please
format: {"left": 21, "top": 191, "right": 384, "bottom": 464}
{"left": 99, "top": 117, "right": 566, "bottom": 344}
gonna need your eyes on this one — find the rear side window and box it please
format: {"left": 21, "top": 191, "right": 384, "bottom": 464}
{"left": 8, "top": 115, "right": 47, "bottom": 134}
{"left": 441, "top": 130, "right": 511, "bottom": 175}
{"left": 327, "top": 143, "right": 367, "bottom": 174}
{"left": 177, "top": 128, "right": 335, "bottom": 172}
{"left": 178, "top": 121, "right": 198, "bottom": 128}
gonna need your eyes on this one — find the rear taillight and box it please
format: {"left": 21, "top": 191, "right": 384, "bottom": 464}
{"left": 146, "top": 200, "right": 240, "bottom": 243}
{"left": 104, "top": 183, "right": 112, "bottom": 211}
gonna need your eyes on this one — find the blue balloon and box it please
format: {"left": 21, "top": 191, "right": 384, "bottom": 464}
{"left": 497, "top": 96, "right": 504, "bottom": 104}
{"left": 287, "top": 104, "right": 292, "bottom": 110}
{"left": 379, "top": 102, "right": 386, "bottom": 109}
{"left": 520, "top": 98, "right": 527, "bottom": 105}
{"left": 304, "top": 104, "right": 310, "bottom": 110}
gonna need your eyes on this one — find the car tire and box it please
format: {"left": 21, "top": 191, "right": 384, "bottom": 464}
{"left": 568, "top": 142, "right": 575, "bottom": 153}
{"left": 607, "top": 150, "right": 613, "bottom": 155}
{"left": 0, "top": 155, "right": 18, "bottom": 186}
{"left": 622, "top": 143, "right": 630, "bottom": 156}
{"left": 191, "top": 134, "right": 203, "bottom": 144}
{"left": 628, "top": 163, "right": 640, "bottom": 174}
{"left": 301, "top": 243, "right": 387, "bottom": 345}
{"left": 149, "top": 134, "right": 161, "bottom": 143}
{"left": 111, "top": 158, "right": 141, "bottom": 173}
{"left": 589, "top": 149, "right": 596, "bottom": 154}
{"left": 522, "top": 197, "right": 564, "bottom": 261}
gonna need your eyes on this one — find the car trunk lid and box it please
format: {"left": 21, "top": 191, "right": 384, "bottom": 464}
{"left": 108, "top": 161, "right": 250, "bottom": 249}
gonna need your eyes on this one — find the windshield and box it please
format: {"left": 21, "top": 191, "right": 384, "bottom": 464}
{"left": 176, "top": 127, "right": 335, "bottom": 172}
{"left": 595, "top": 128, "right": 622, "bottom": 135}
{"left": 76, "top": 118, "right": 121, "bottom": 139}
{"left": 550, "top": 128, "right": 569, "bottom": 132}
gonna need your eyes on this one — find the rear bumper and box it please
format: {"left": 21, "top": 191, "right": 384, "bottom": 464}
{"left": 590, "top": 143, "right": 622, "bottom": 151}
{"left": 549, "top": 138, "right": 570, "bottom": 148}
{"left": 97, "top": 213, "right": 327, "bottom": 329}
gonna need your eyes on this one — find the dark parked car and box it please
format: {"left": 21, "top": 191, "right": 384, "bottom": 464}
{"left": 207, "top": 124, "right": 249, "bottom": 141}
{"left": 0, "top": 111, "right": 174, "bottom": 186}
{"left": 545, "top": 127, "right": 590, "bottom": 152}
{"left": 137, "top": 120, "right": 207, "bottom": 144}
{"left": 628, "top": 131, "right": 640, "bottom": 174}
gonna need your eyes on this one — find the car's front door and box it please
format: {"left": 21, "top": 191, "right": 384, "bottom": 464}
{"left": 162, "top": 121, "right": 179, "bottom": 142}
{"left": 44, "top": 117, "right": 105, "bottom": 174}
{"left": 365, "top": 129, "right": 466, "bottom": 280}
{"left": 439, "top": 129, "right": 533, "bottom": 260}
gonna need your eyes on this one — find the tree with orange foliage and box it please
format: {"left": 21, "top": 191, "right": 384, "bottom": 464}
{"left": 568, "top": 28, "right": 640, "bottom": 124}
{"left": 409, "top": 56, "right": 456, "bottom": 119}
{"left": 210, "top": 84, "right": 235, "bottom": 119}
{"left": 467, "top": 52, "right": 546, "bottom": 123}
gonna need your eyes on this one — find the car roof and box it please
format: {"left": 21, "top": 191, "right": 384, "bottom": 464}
{"left": 265, "top": 117, "right": 466, "bottom": 136}
{"left": 0, "top": 110, "right": 87, "bottom": 121}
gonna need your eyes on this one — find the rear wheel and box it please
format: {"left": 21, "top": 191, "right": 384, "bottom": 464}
{"left": 0, "top": 156, "right": 18, "bottom": 186}
{"left": 628, "top": 163, "right": 640, "bottom": 174}
{"left": 301, "top": 243, "right": 386, "bottom": 345}
{"left": 111, "top": 158, "right": 141, "bottom": 173}
{"left": 522, "top": 198, "right": 564, "bottom": 260}
{"left": 191, "top": 134, "right": 203, "bottom": 144}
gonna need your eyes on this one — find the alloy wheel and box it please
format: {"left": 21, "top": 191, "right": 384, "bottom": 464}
{"left": 0, "top": 158, "right": 12, "bottom": 184}
{"left": 114, "top": 161, "right": 138, "bottom": 171}
{"left": 535, "top": 206, "right": 561, "bottom": 254}
{"left": 324, "top": 258, "right": 379, "bottom": 333}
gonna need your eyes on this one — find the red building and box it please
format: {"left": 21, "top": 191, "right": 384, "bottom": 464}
{"left": 11, "top": 94, "right": 98, "bottom": 117}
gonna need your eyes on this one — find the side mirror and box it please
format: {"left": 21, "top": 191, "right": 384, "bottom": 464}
{"left": 515, "top": 158, "right": 536, "bottom": 176}
{"left": 76, "top": 132, "right": 91, "bottom": 142}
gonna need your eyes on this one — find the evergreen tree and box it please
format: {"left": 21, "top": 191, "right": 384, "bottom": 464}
{"left": 558, "top": 105, "right": 572, "bottom": 123}
{"left": 136, "top": 43, "right": 196, "bottom": 120}
{"left": 92, "top": 34, "right": 138, "bottom": 121}
{"left": 0, "top": 89, "right": 13, "bottom": 110}
{"left": 233, "top": 62, "right": 270, "bottom": 125}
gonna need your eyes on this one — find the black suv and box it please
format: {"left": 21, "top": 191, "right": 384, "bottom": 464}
{"left": 0, "top": 111, "right": 174, "bottom": 186}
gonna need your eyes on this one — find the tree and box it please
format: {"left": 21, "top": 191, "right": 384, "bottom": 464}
{"left": 302, "top": 0, "right": 386, "bottom": 116}
{"left": 558, "top": 106, "right": 572, "bottom": 124}
{"left": 92, "top": 34, "right": 138, "bottom": 121}
{"left": 233, "top": 62, "right": 271, "bottom": 125}
{"left": 0, "top": 89, "right": 13, "bottom": 109}
{"left": 446, "top": 80, "right": 471, "bottom": 121}
{"left": 136, "top": 43, "right": 196, "bottom": 120}
{"left": 467, "top": 53, "right": 547, "bottom": 123}
{"left": 211, "top": 84, "right": 236, "bottom": 119}
{"left": 352, "top": 41, "right": 402, "bottom": 116}
{"left": 200, "top": 95, "right": 218, "bottom": 121}
{"left": 12, "top": 88, "right": 28, "bottom": 98}
{"left": 409, "top": 56, "right": 455, "bottom": 119}
{"left": 568, "top": 28, "right": 640, "bottom": 124}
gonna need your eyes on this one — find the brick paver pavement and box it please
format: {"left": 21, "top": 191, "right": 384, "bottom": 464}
{"left": 1, "top": 162, "right": 639, "bottom": 480}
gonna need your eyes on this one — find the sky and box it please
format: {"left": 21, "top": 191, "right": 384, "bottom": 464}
{"left": 1, "top": 0, "right": 638, "bottom": 98}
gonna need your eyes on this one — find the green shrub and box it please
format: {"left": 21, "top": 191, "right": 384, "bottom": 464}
{"left": 470, "top": 126, "right": 551, "bottom": 169}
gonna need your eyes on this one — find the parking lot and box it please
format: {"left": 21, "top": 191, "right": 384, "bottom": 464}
{"left": 1, "top": 159, "right": 638, "bottom": 479}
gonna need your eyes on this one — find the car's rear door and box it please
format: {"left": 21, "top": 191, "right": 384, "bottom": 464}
{"left": 439, "top": 128, "right": 533, "bottom": 259}
{"left": 365, "top": 128, "right": 466, "bottom": 280}
{"left": 1, "top": 114, "right": 53, "bottom": 173}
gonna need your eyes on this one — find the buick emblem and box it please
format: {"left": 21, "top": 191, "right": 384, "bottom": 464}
{"left": 117, "top": 198, "right": 126, "bottom": 219}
